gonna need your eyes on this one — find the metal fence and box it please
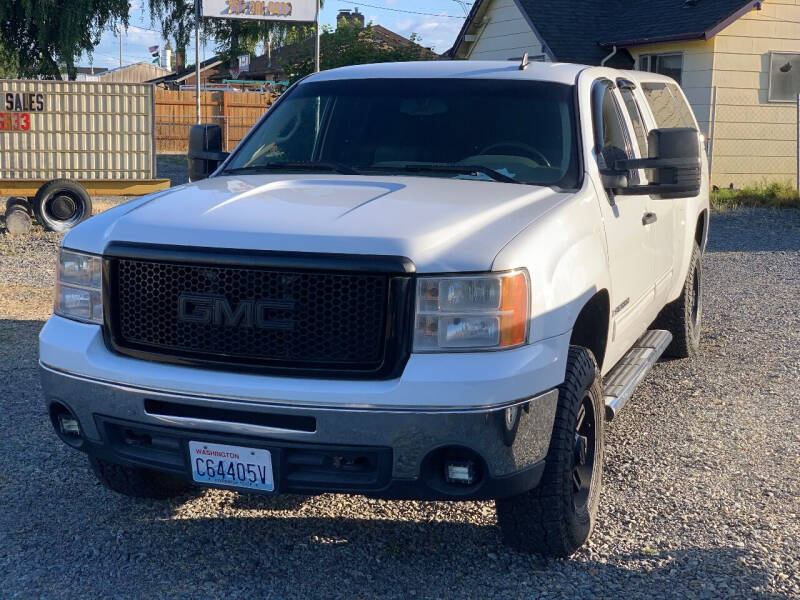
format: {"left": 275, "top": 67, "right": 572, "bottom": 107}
{"left": 0, "top": 79, "right": 156, "bottom": 181}
{"left": 706, "top": 86, "right": 800, "bottom": 191}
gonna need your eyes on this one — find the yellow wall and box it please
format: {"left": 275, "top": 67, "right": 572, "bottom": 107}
{"left": 710, "top": 0, "right": 800, "bottom": 188}
{"left": 628, "top": 1, "right": 800, "bottom": 188}
{"left": 627, "top": 39, "right": 716, "bottom": 139}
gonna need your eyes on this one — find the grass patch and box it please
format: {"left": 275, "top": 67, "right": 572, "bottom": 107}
{"left": 711, "top": 181, "right": 800, "bottom": 210}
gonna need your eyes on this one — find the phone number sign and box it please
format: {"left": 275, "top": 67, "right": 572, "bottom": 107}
{"left": 0, "top": 113, "right": 31, "bottom": 131}
{"left": 1, "top": 91, "right": 45, "bottom": 132}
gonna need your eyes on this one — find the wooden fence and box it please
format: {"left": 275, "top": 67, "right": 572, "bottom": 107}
{"left": 154, "top": 90, "right": 274, "bottom": 154}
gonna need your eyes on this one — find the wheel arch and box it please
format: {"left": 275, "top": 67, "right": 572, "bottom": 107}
{"left": 568, "top": 289, "right": 610, "bottom": 371}
{"left": 695, "top": 208, "right": 709, "bottom": 252}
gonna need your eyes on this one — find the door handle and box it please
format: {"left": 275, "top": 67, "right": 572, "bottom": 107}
{"left": 642, "top": 212, "right": 657, "bottom": 225}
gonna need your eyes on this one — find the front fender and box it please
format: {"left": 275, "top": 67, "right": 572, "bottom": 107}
{"left": 492, "top": 190, "right": 611, "bottom": 345}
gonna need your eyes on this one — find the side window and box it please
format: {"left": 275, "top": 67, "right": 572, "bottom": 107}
{"left": 593, "top": 84, "right": 632, "bottom": 171}
{"left": 619, "top": 87, "right": 648, "bottom": 157}
{"left": 641, "top": 82, "right": 696, "bottom": 129}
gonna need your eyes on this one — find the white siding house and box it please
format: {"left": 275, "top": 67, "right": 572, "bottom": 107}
{"left": 464, "top": 0, "right": 549, "bottom": 61}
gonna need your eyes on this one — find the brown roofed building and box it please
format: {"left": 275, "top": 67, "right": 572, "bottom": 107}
{"left": 209, "top": 11, "right": 440, "bottom": 86}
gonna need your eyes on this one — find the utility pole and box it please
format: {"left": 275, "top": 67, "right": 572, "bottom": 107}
{"left": 195, "top": 0, "right": 201, "bottom": 124}
{"left": 314, "top": 0, "right": 320, "bottom": 72}
{"left": 119, "top": 28, "right": 123, "bottom": 68}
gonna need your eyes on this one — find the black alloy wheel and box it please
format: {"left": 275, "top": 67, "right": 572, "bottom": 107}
{"left": 572, "top": 392, "right": 597, "bottom": 513}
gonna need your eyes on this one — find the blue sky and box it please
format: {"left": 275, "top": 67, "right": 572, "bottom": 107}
{"left": 81, "top": 0, "right": 470, "bottom": 70}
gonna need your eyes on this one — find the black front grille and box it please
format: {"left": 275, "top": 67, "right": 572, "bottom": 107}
{"left": 102, "top": 244, "right": 414, "bottom": 379}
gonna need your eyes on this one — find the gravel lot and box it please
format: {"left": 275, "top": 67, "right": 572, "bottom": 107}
{"left": 0, "top": 202, "right": 798, "bottom": 599}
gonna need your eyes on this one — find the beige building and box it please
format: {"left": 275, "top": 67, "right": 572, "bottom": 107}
{"left": 77, "top": 62, "right": 171, "bottom": 84}
{"left": 449, "top": 0, "right": 800, "bottom": 188}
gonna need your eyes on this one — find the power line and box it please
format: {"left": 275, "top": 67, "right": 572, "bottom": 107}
{"left": 337, "top": 0, "right": 466, "bottom": 18}
{"left": 448, "top": 0, "right": 472, "bottom": 16}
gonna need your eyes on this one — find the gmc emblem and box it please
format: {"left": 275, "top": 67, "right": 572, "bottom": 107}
{"left": 177, "top": 293, "right": 295, "bottom": 330}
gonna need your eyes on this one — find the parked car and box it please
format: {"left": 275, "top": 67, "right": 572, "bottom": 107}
{"left": 40, "top": 60, "right": 709, "bottom": 557}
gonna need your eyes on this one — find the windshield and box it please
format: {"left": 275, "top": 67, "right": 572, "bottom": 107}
{"left": 223, "top": 78, "right": 581, "bottom": 188}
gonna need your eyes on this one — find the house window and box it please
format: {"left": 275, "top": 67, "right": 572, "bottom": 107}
{"left": 639, "top": 53, "right": 683, "bottom": 85}
{"left": 768, "top": 52, "right": 800, "bottom": 102}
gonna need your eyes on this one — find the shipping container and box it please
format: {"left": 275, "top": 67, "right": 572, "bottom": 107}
{"left": 0, "top": 79, "right": 170, "bottom": 232}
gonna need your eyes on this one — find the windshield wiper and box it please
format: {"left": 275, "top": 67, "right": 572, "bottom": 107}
{"left": 222, "top": 161, "right": 360, "bottom": 175}
{"left": 365, "top": 163, "right": 518, "bottom": 184}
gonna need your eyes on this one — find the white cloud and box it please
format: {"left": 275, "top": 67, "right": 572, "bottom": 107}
{"left": 124, "top": 25, "right": 161, "bottom": 44}
{"left": 391, "top": 15, "right": 463, "bottom": 52}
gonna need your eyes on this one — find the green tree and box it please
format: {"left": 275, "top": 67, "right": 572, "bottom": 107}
{"left": 281, "top": 24, "right": 436, "bottom": 84}
{"left": 0, "top": 42, "right": 19, "bottom": 78}
{"left": 0, "top": 0, "right": 129, "bottom": 79}
{"left": 205, "top": 18, "right": 313, "bottom": 66}
{"left": 150, "top": 0, "right": 316, "bottom": 71}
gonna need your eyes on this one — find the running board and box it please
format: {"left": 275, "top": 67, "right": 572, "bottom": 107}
{"left": 603, "top": 329, "right": 672, "bottom": 421}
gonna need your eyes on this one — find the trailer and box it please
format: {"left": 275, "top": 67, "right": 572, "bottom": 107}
{"left": 0, "top": 79, "right": 170, "bottom": 233}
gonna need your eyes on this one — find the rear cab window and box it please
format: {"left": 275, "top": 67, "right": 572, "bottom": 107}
{"left": 640, "top": 82, "right": 696, "bottom": 129}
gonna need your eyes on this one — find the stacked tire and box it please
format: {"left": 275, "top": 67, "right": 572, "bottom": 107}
{"left": 4, "top": 197, "right": 33, "bottom": 236}
{"left": 3, "top": 179, "right": 92, "bottom": 235}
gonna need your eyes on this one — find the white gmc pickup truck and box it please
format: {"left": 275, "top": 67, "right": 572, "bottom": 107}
{"left": 40, "top": 60, "right": 709, "bottom": 557}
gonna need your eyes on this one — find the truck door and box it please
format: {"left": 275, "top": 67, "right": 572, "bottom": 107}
{"left": 637, "top": 81, "right": 702, "bottom": 305}
{"left": 591, "top": 79, "right": 655, "bottom": 355}
{"left": 629, "top": 81, "right": 682, "bottom": 303}
{"left": 617, "top": 80, "right": 674, "bottom": 304}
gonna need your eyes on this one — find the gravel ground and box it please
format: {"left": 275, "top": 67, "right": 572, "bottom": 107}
{"left": 0, "top": 206, "right": 798, "bottom": 599}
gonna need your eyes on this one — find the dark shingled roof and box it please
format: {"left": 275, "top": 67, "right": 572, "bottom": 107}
{"left": 452, "top": 0, "right": 759, "bottom": 66}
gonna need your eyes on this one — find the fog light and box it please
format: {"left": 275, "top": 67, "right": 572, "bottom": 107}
{"left": 445, "top": 460, "right": 476, "bottom": 485}
{"left": 58, "top": 415, "right": 81, "bottom": 437}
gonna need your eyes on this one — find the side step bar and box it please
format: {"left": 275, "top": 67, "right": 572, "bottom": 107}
{"left": 603, "top": 329, "right": 672, "bottom": 421}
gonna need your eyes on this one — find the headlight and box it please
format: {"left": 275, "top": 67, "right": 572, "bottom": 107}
{"left": 55, "top": 249, "right": 103, "bottom": 324}
{"left": 413, "top": 269, "right": 529, "bottom": 352}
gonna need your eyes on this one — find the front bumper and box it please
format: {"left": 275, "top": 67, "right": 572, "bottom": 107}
{"left": 40, "top": 365, "right": 559, "bottom": 500}
{"left": 40, "top": 314, "right": 568, "bottom": 499}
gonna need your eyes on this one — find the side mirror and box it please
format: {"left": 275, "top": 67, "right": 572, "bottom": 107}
{"left": 612, "top": 127, "right": 702, "bottom": 198}
{"left": 188, "top": 124, "right": 229, "bottom": 182}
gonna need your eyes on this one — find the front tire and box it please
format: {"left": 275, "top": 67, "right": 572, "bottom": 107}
{"left": 653, "top": 241, "right": 702, "bottom": 358}
{"left": 496, "top": 346, "right": 604, "bottom": 557}
{"left": 89, "top": 456, "right": 191, "bottom": 499}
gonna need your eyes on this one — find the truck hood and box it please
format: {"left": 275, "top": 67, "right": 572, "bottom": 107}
{"left": 66, "top": 174, "right": 569, "bottom": 272}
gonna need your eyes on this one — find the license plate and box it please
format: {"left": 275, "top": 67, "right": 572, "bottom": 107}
{"left": 189, "top": 441, "right": 274, "bottom": 492}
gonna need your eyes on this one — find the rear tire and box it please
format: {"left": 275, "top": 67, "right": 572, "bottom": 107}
{"left": 653, "top": 242, "right": 702, "bottom": 358}
{"left": 496, "top": 346, "right": 604, "bottom": 557}
{"left": 33, "top": 179, "right": 92, "bottom": 233}
{"left": 89, "top": 456, "right": 190, "bottom": 499}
